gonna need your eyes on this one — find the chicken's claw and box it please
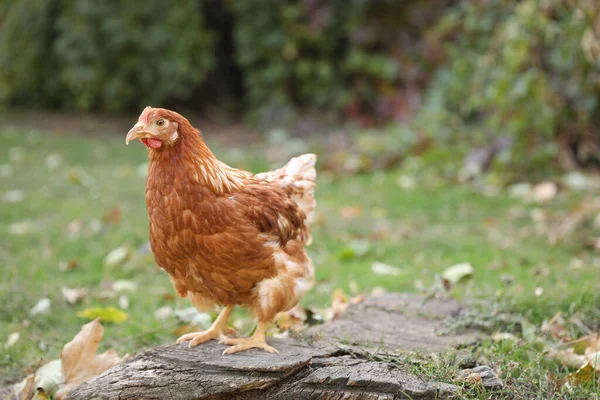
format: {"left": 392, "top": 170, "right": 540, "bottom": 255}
{"left": 220, "top": 336, "right": 279, "bottom": 355}
{"left": 177, "top": 329, "right": 221, "bottom": 347}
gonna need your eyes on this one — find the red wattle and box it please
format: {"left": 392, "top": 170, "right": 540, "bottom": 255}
{"left": 147, "top": 138, "right": 162, "bottom": 149}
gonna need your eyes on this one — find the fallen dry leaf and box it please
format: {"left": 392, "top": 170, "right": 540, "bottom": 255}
{"left": 6, "top": 332, "right": 20, "bottom": 347}
{"left": 61, "top": 287, "right": 88, "bottom": 305}
{"left": 275, "top": 304, "right": 307, "bottom": 331}
{"left": 339, "top": 205, "right": 362, "bottom": 220}
{"left": 54, "top": 319, "right": 125, "bottom": 399}
{"left": 59, "top": 260, "right": 80, "bottom": 272}
{"left": 18, "top": 374, "right": 35, "bottom": 400}
{"left": 30, "top": 298, "right": 51, "bottom": 316}
{"left": 545, "top": 371, "right": 566, "bottom": 397}
{"left": 323, "top": 289, "right": 365, "bottom": 322}
{"left": 112, "top": 279, "right": 137, "bottom": 292}
{"left": 540, "top": 312, "right": 570, "bottom": 341}
{"left": 328, "top": 289, "right": 349, "bottom": 321}
{"left": 154, "top": 306, "right": 173, "bottom": 320}
{"left": 442, "top": 262, "right": 475, "bottom": 289}
{"left": 492, "top": 332, "right": 519, "bottom": 342}
{"left": 550, "top": 348, "right": 587, "bottom": 369}
{"left": 550, "top": 332, "right": 600, "bottom": 372}
{"left": 102, "top": 207, "right": 122, "bottom": 225}
{"left": 566, "top": 362, "right": 595, "bottom": 386}
{"left": 457, "top": 372, "right": 482, "bottom": 386}
{"left": 161, "top": 292, "right": 176, "bottom": 301}
{"left": 371, "top": 262, "right": 403, "bottom": 276}
{"left": 103, "top": 246, "right": 130, "bottom": 268}
{"left": 528, "top": 181, "right": 557, "bottom": 203}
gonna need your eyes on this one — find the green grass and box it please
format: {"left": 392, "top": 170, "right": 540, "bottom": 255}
{"left": 1, "top": 128, "right": 599, "bottom": 398}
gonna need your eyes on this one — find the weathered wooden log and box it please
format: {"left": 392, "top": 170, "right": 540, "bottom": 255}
{"left": 309, "top": 293, "right": 480, "bottom": 353}
{"left": 65, "top": 294, "right": 480, "bottom": 399}
{"left": 66, "top": 339, "right": 459, "bottom": 400}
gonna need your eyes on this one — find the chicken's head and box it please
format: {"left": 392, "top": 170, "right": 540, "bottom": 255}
{"left": 126, "top": 107, "right": 185, "bottom": 150}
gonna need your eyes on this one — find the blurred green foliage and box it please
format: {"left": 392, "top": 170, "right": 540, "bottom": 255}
{"left": 0, "top": 0, "right": 442, "bottom": 117}
{"left": 417, "top": 0, "right": 600, "bottom": 168}
{"left": 0, "top": 0, "right": 214, "bottom": 111}
{"left": 1, "top": 0, "right": 599, "bottom": 170}
{"left": 53, "top": 0, "right": 214, "bottom": 111}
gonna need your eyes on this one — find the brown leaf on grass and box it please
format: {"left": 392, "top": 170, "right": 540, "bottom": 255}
{"left": 456, "top": 372, "right": 482, "bottom": 386}
{"left": 161, "top": 292, "right": 176, "bottom": 301}
{"left": 551, "top": 333, "right": 600, "bottom": 372}
{"left": 54, "top": 318, "right": 125, "bottom": 399}
{"left": 275, "top": 304, "right": 307, "bottom": 331}
{"left": 566, "top": 362, "right": 595, "bottom": 386}
{"left": 323, "top": 289, "right": 349, "bottom": 322}
{"left": 18, "top": 374, "right": 35, "bottom": 400}
{"left": 541, "top": 312, "right": 570, "bottom": 341}
{"left": 324, "top": 289, "right": 365, "bottom": 322}
{"left": 102, "top": 207, "right": 122, "bottom": 225}
{"left": 339, "top": 205, "right": 362, "bottom": 220}
{"left": 546, "top": 371, "right": 566, "bottom": 397}
{"left": 59, "top": 260, "right": 80, "bottom": 272}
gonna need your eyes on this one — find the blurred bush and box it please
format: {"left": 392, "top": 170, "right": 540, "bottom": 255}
{"left": 1, "top": 0, "right": 599, "bottom": 172}
{"left": 0, "top": 0, "right": 445, "bottom": 119}
{"left": 230, "top": 0, "right": 443, "bottom": 124}
{"left": 417, "top": 0, "right": 600, "bottom": 170}
{"left": 0, "top": 0, "right": 214, "bottom": 111}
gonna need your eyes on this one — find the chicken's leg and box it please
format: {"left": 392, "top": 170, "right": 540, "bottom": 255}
{"left": 177, "top": 305, "right": 234, "bottom": 347}
{"left": 220, "top": 321, "right": 278, "bottom": 355}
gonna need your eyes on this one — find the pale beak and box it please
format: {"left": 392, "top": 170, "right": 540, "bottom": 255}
{"left": 125, "top": 123, "right": 146, "bottom": 145}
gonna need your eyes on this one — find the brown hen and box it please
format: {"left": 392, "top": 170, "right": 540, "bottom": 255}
{"left": 126, "top": 107, "right": 316, "bottom": 354}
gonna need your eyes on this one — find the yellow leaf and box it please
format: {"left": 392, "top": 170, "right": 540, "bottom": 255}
{"left": 77, "top": 307, "right": 128, "bottom": 323}
{"left": 54, "top": 318, "right": 126, "bottom": 399}
{"left": 566, "top": 362, "right": 596, "bottom": 386}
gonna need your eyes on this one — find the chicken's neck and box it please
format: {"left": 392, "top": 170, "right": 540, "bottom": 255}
{"left": 147, "top": 132, "right": 248, "bottom": 195}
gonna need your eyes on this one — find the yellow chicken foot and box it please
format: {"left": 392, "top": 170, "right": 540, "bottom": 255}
{"left": 176, "top": 305, "right": 234, "bottom": 347}
{"left": 220, "top": 321, "right": 278, "bottom": 355}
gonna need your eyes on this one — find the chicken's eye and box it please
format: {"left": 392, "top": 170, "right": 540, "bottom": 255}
{"left": 156, "top": 119, "right": 165, "bottom": 127}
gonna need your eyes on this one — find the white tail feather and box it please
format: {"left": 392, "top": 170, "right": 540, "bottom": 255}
{"left": 256, "top": 154, "right": 317, "bottom": 225}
